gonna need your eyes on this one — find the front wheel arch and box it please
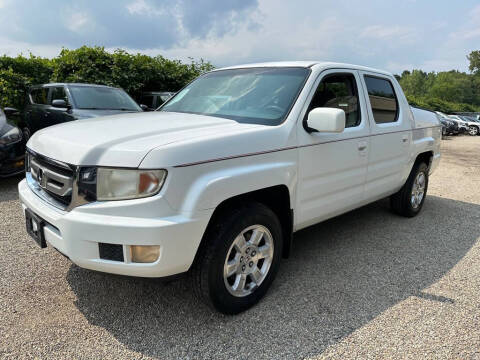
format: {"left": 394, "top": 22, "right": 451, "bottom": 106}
{"left": 192, "top": 185, "right": 293, "bottom": 267}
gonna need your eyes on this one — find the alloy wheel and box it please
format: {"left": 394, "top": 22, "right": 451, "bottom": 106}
{"left": 411, "top": 171, "right": 426, "bottom": 209}
{"left": 223, "top": 225, "right": 274, "bottom": 297}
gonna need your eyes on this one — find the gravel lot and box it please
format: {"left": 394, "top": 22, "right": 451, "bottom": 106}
{"left": 1, "top": 136, "right": 479, "bottom": 359}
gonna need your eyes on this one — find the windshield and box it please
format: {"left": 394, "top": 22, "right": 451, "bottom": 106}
{"left": 69, "top": 86, "right": 141, "bottom": 111}
{"left": 160, "top": 67, "right": 310, "bottom": 125}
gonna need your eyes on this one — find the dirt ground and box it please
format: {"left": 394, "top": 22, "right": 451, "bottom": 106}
{"left": 0, "top": 135, "right": 479, "bottom": 359}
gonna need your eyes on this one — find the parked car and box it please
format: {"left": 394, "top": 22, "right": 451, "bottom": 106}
{"left": 439, "top": 117, "right": 456, "bottom": 136}
{"left": 447, "top": 114, "right": 469, "bottom": 134}
{"left": 437, "top": 116, "right": 448, "bottom": 137}
{"left": 421, "top": 108, "right": 452, "bottom": 137}
{"left": 435, "top": 111, "right": 459, "bottom": 135}
{"left": 139, "top": 91, "right": 175, "bottom": 111}
{"left": 19, "top": 62, "right": 441, "bottom": 314}
{"left": 457, "top": 115, "right": 480, "bottom": 136}
{"left": 17, "top": 83, "right": 143, "bottom": 141}
{"left": 0, "top": 107, "right": 25, "bottom": 177}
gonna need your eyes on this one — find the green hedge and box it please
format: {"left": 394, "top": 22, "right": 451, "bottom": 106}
{"left": 0, "top": 69, "right": 31, "bottom": 110}
{"left": 0, "top": 46, "right": 214, "bottom": 109}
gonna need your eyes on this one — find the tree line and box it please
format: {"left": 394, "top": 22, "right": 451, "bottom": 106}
{"left": 0, "top": 46, "right": 214, "bottom": 110}
{"left": 1, "top": 46, "right": 479, "bottom": 114}
{"left": 397, "top": 50, "right": 480, "bottom": 113}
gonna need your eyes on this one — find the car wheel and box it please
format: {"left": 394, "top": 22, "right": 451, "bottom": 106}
{"left": 469, "top": 126, "right": 479, "bottom": 136}
{"left": 191, "top": 202, "right": 283, "bottom": 314}
{"left": 390, "top": 162, "right": 429, "bottom": 217}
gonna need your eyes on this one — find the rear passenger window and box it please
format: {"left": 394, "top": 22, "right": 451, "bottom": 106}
{"left": 364, "top": 76, "right": 398, "bottom": 124}
{"left": 307, "top": 73, "right": 361, "bottom": 128}
{"left": 30, "top": 88, "right": 48, "bottom": 105}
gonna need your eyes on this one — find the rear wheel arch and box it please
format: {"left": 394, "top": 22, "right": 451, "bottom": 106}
{"left": 414, "top": 151, "right": 433, "bottom": 169}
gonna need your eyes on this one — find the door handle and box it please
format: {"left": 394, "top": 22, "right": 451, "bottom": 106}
{"left": 402, "top": 135, "right": 409, "bottom": 143}
{"left": 358, "top": 142, "right": 367, "bottom": 151}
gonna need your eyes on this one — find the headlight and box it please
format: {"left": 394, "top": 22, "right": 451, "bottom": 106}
{"left": 96, "top": 168, "right": 167, "bottom": 201}
{"left": 0, "top": 125, "right": 22, "bottom": 146}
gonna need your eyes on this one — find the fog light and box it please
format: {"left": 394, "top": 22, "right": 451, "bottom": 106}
{"left": 130, "top": 245, "right": 160, "bottom": 263}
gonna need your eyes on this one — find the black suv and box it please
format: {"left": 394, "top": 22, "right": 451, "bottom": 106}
{"left": 19, "top": 83, "right": 143, "bottom": 141}
{"left": 139, "top": 91, "right": 175, "bottom": 111}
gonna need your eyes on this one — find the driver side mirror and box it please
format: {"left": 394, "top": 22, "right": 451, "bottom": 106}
{"left": 306, "top": 108, "right": 345, "bottom": 133}
{"left": 52, "top": 99, "right": 70, "bottom": 109}
{"left": 140, "top": 104, "right": 150, "bottom": 111}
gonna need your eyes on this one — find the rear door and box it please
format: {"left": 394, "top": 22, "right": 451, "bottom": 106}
{"left": 295, "top": 69, "right": 370, "bottom": 229}
{"left": 359, "top": 72, "right": 412, "bottom": 201}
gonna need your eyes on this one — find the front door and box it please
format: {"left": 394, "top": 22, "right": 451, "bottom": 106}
{"left": 45, "top": 86, "right": 73, "bottom": 127}
{"left": 296, "top": 70, "right": 370, "bottom": 230}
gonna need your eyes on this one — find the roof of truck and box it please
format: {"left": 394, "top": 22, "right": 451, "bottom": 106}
{"left": 216, "top": 61, "right": 392, "bottom": 76}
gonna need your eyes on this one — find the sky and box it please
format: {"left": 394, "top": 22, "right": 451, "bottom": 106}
{"left": 0, "top": 0, "right": 479, "bottom": 74}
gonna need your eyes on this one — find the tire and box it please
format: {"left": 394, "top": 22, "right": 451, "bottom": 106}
{"left": 390, "top": 162, "right": 429, "bottom": 217}
{"left": 469, "top": 125, "right": 479, "bottom": 136}
{"left": 191, "top": 202, "right": 283, "bottom": 314}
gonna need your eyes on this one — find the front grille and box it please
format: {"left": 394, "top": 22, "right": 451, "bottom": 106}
{"left": 27, "top": 152, "right": 75, "bottom": 209}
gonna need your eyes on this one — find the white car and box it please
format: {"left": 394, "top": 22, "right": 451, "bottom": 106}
{"left": 447, "top": 114, "right": 469, "bottom": 134}
{"left": 455, "top": 115, "right": 480, "bottom": 136}
{"left": 19, "top": 62, "right": 441, "bottom": 314}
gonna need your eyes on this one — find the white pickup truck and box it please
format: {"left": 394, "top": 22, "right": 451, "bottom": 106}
{"left": 19, "top": 62, "right": 441, "bottom": 314}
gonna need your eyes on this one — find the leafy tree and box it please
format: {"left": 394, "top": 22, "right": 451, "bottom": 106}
{"left": 398, "top": 61, "right": 480, "bottom": 113}
{"left": 51, "top": 46, "right": 116, "bottom": 85}
{"left": 428, "top": 71, "right": 474, "bottom": 104}
{"left": 467, "top": 50, "right": 480, "bottom": 74}
{"left": 0, "top": 54, "right": 52, "bottom": 84}
{"left": 0, "top": 69, "right": 31, "bottom": 109}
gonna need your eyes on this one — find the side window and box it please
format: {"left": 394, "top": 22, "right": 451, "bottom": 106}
{"left": 30, "top": 88, "right": 48, "bottom": 105}
{"left": 307, "top": 73, "right": 361, "bottom": 128}
{"left": 364, "top": 76, "right": 398, "bottom": 124}
{"left": 50, "top": 87, "right": 69, "bottom": 104}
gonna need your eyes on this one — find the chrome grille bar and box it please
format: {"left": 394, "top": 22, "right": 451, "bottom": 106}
{"left": 30, "top": 158, "right": 73, "bottom": 197}
{"left": 26, "top": 150, "right": 75, "bottom": 210}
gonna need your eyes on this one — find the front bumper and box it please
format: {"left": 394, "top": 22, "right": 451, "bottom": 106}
{"left": 18, "top": 179, "right": 213, "bottom": 277}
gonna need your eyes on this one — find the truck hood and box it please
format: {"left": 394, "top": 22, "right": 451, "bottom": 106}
{"left": 27, "top": 112, "right": 264, "bottom": 167}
